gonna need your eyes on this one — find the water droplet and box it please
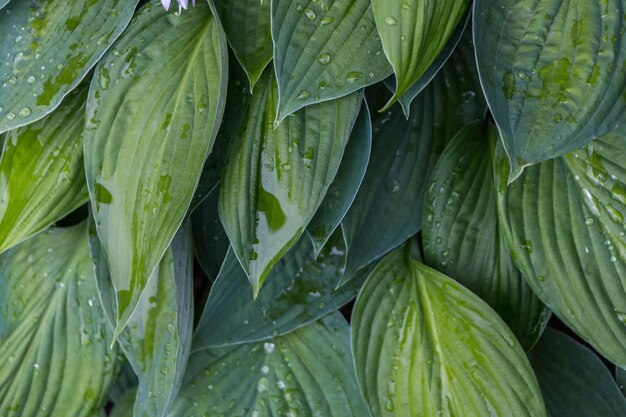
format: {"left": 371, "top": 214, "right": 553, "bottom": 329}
{"left": 297, "top": 90, "right": 310, "bottom": 100}
{"left": 346, "top": 71, "right": 362, "bottom": 84}
{"left": 317, "top": 53, "right": 331, "bottom": 65}
{"left": 18, "top": 107, "right": 31, "bottom": 117}
{"left": 26, "top": 75, "right": 35, "bottom": 84}
{"left": 384, "top": 16, "right": 398, "bottom": 26}
{"left": 264, "top": 342, "right": 275, "bottom": 353}
{"left": 304, "top": 7, "right": 316, "bottom": 20}
{"left": 6, "top": 112, "right": 16, "bottom": 120}
{"left": 261, "top": 365, "right": 269, "bottom": 374}
{"left": 320, "top": 16, "right": 334, "bottom": 26}
{"left": 161, "top": 367, "right": 169, "bottom": 375}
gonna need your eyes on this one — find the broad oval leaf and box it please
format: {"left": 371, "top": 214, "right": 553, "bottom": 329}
{"left": 214, "top": 0, "right": 271, "bottom": 90}
{"left": 351, "top": 242, "right": 547, "bottom": 417}
{"left": 474, "top": 0, "right": 626, "bottom": 179}
{"left": 219, "top": 68, "right": 361, "bottom": 294}
{"left": 170, "top": 313, "right": 371, "bottom": 417}
{"left": 84, "top": 1, "right": 227, "bottom": 336}
{"left": 92, "top": 223, "right": 193, "bottom": 417}
{"left": 271, "top": 0, "right": 391, "bottom": 122}
{"left": 0, "top": 0, "right": 138, "bottom": 133}
{"left": 373, "top": 0, "right": 470, "bottom": 110}
{"left": 423, "top": 121, "right": 549, "bottom": 349}
{"left": 0, "top": 223, "right": 123, "bottom": 417}
{"left": 307, "top": 100, "right": 372, "bottom": 256}
{"left": 0, "top": 86, "right": 88, "bottom": 254}
{"left": 193, "top": 232, "right": 364, "bottom": 350}
{"left": 529, "top": 328, "right": 626, "bottom": 417}
{"left": 496, "top": 130, "right": 626, "bottom": 365}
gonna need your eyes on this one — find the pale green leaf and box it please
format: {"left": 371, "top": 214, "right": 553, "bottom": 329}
{"left": 271, "top": 0, "right": 391, "bottom": 122}
{"left": 496, "top": 130, "right": 626, "bottom": 365}
{"left": 169, "top": 313, "right": 371, "bottom": 417}
{"left": 0, "top": 0, "right": 138, "bottom": 133}
{"left": 84, "top": 1, "right": 227, "bottom": 337}
{"left": 219, "top": 67, "right": 361, "bottom": 295}
{"left": 0, "top": 223, "right": 123, "bottom": 417}
{"left": 529, "top": 328, "right": 626, "bottom": 417}
{"left": 193, "top": 232, "right": 364, "bottom": 350}
{"left": 351, "top": 242, "right": 546, "bottom": 417}
{"left": 423, "top": 121, "right": 549, "bottom": 349}
{"left": 474, "top": 0, "right": 626, "bottom": 179}
{"left": 373, "top": 0, "right": 470, "bottom": 110}
{"left": 0, "top": 86, "right": 88, "bottom": 254}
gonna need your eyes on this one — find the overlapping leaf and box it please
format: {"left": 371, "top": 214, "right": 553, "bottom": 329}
{"left": 192, "top": 185, "right": 229, "bottom": 281}
{"left": 529, "top": 328, "right": 626, "bottom": 417}
{"left": 92, "top": 223, "right": 193, "bottom": 417}
{"left": 475, "top": 0, "right": 626, "bottom": 179}
{"left": 496, "top": 130, "right": 626, "bottom": 365}
{"left": 84, "top": 1, "right": 227, "bottom": 337}
{"left": 0, "top": 0, "right": 138, "bottom": 133}
{"left": 351, "top": 242, "right": 546, "bottom": 417}
{"left": 170, "top": 313, "right": 371, "bottom": 417}
{"left": 423, "top": 121, "right": 549, "bottom": 349}
{"left": 0, "top": 86, "right": 88, "bottom": 254}
{"left": 219, "top": 68, "right": 361, "bottom": 294}
{"left": 193, "top": 232, "right": 364, "bottom": 350}
{"left": 271, "top": 0, "right": 391, "bottom": 122}
{"left": 0, "top": 224, "right": 122, "bottom": 417}
{"left": 373, "top": 0, "right": 470, "bottom": 110}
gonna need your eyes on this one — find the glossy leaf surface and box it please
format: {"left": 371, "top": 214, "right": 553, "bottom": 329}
{"left": 0, "top": 86, "right": 88, "bottom": 254}
{"left": 352, "top": 242, "right": 546, "bottom": 417}
{"left": 84, "top": 1, "right": 227, "bottom": 336}
{"left": 0, "top": 0, "right": 137, "bottom": 132}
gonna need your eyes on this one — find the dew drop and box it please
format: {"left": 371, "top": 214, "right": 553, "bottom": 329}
{"left": 384, "top": 16, "right": 398, "bottom": 26}
{"left": 317, "top": 53, "right": 331, "bottom": 65}
{"left": 18, "top": 107, "right": 31, "bottom": 117}
{"left": 304, "top": 7, "right": 316, "bottom": 20}
{"left": 297, "top": 90, "right": 310, "bottom": 100}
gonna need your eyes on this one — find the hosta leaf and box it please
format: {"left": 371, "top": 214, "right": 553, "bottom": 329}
{"left": 271, "top": 0, "right": 391, "bottom": 122}
{"left": 0, "top": 0, "right": 9, "bottom": 10}
{"left": 618, "top": 367, "right": 626, "bottom": 396}
{"left": 0, "top": 223, "right": 122, "bottom": 417}
{"left": 170, "top": 313, "right": 371, "bottom": 417}
{"left": 529, "top": 328, "right": 626, "bottom": 417}
{"left": 0, "top": 0, "right": 138, "bottom": 133}
{"left": 84, "top": 1, "right": 227, "bottom": 337}
{"left": 219, "top": 68, "right": 361, "bottom": 295}
{"left": 351, "top": 242, "right": 546, "bottom": 417}
{"left": 423, "top": 121, "right": 549, "bottom": 350}
{"left": 373, "top": 0, "right": 470, "bottom": 110}
{"left": 0, "top": 86, "right": 88, "bottom": 254}
{"left": 93, "top": 223, "right": 193, "bottom": 417}
{"left": 474, "top": 0, "right": 626, "bottom": 179}
{"left": 110, "top": 388, "right": 137, "bottom": 417}
{"left": 193, "top": 232, "right": 364, "bottom": 350}
{"left": 307, "top": 101, "right": 372, "bottom": 256}
{"left": 192, "top": 185, "right": 229, "bottom": 281}
{"left": 496, "top": 131, "right": 626, "bottom": 365}
{"left": 214, "top": 0, "right": 271, "bottom": 90}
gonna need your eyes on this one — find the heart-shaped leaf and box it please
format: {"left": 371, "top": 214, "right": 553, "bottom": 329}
{"left": 84, "top": 1, "right": 227, "bottom": 337}
{"left": 219, "top": 67, "right": 361, "bottom": 295}
{"left": 170, "top": 313, "right": 371, "bottom": 417}
{"left": 529, "top": 328, "right": 626, "bottom": 417}
{"left": 423, "top": 121, "right": 549, "bottom": 349}
{"left": 214, "top": 0, "right": 271, "bottom": 90}
{"left": 373, "top": 0, "right": 471, "bottom": 110}
{"left": 0, "top": 0, "right": 138, "bottom": 133}
{"left": 0, "top": 86, "right": 88, "bottom": 254}
{"left": 92, "top": 222, "right": 193, "bottom": 417}
{"left": 475, "top": 0, "right": 626, "bottom": 179}
{"left": 271, "top": 0, "right": 391, "bottom": 122}
{"left": 351, "top": 241, "right": 546, "bottom": 417}
{"left": 496, "top": 130, "right": 626, "bottom": 365}
{"left": 193, "top": 232, "right": 364, "bottom": 350}
{"left": 0, "top": 223, "right": 123, "bottom": 417}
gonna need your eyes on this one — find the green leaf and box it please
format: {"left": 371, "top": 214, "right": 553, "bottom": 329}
{"left": 423, "top": 121, "right": 549, "bottom": 350}
{"left": 373, "top": 0, "right": 470, "bottom": 110}
{"left": 0, "top": 0, "right": 138, "bottom": 133}
{"left": 192, "top": 184, "right": 229, "bottom": 281}
{"left": 84, "top": 1, "right": 227, "bottom": 337}
{"left": 214, "top": 0, "right": 271, "bottom": 90}
{"left": 529, "top": 328, "right": 626, "bottom": 417}
{"left": 496, "top": 130, "right": 626, "bottom": 365}
{"left": 193, "top": 232, "right": 364, "bottom": 350}
{"left": 271, "top": 0, "right": 391, "bottom": 122}
{"left": 474, "top": 0, "right": 626, "bottom": 180}
{"left": 93, "top": 222, "right": 193, "bottom": 417}
{"left": 0, "top": 223, "right": 123, "bottom": 417}
{"left": 351, "top": 242, "right": 546, "bottom": 417}
{"left": 0, "top": 86, "right": 88, "bottom": 254}
{"left": 618, "top": 367, "right": 626, "bottom": 396}
{"left": 307, "top": 101, "right": 372, "bottom": 256}
{"left": 170, "top": 313, "right": 371, "bottom": 417}
{"left": 219, "top": 67, "right": 361, "bottom": 295}
{"left": 109, "top": 388, "right": 137, "bottom": 417}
